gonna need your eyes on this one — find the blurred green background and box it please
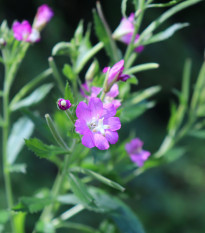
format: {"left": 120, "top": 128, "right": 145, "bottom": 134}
{"left": 0, "top": 0, "right": 205, "bottom": 232}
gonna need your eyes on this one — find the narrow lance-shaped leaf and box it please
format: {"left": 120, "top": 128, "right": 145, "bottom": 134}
{"left": 7, "top": 117, "right": 34, "bottom": 164}
{"left": 64, "top": 82, "right": 74, "bottom": 104}
{"left": 10, "top": 83, "right": 53, "bottom": 112}
{"left": 142, "top": 23, "right": 189, "bottom": 45}
{"left": 72, "top": 167, "right": 125, "bottom": 192}
{"left": 68, "top": 173, "right": 94, "bottom": 206}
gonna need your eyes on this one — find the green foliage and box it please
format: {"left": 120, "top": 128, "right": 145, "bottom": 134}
{"left": 63, "top": 64, "right": 76, "bottom": 82}
{"left": 10, "top": 83, "right": 53, "bottom": 112}
{"left": 13, "top": 197, "right": 53, "bottom": 213}
{"left": 72, "top": 167, "right": 125, "bottom": 192}
{"left": 7, "top": 117, "right": 34, "bottom": 165}
{"left": 25, "top": 138, "right": 68, "bottom": 159}
{"left": 64, "top": 82, "right": 74, "bottom": 104}
{"left": 68, "top": 173, "right": 95, "bottom": 207}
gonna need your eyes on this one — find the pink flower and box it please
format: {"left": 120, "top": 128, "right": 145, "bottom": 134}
{"left": 12, "top": 21, "right": 40, "bottom": 43}
{"left": 12, "top": 20, "right": 32, "bottom": 41}
{"left": 113, "top": 13, "right": 144, "bottom": 53}
{"left": 75, "top": 97, "right": 121, "bottom": 150}
{"left": 80, "top": 83, "right": 121, "bottom": 110}
{"left": 103, "top": 60, "right": 130, "bottom": 85}
{"left": 33, "top": 4, "right": 54, "bottom": 30}
{"left": 57, "top": 98, "right": 72, "bottom": 110}
{"left": 125, "top": 138, "right": 150, "bottom": 167}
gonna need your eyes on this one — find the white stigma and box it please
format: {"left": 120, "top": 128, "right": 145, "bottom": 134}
{"left": 61, "top": 100, "right": 67, "bottom": 106}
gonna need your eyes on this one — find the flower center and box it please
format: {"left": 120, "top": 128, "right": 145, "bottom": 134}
{"left": 61, "top": 100, "right": 67, "bottom": 106}
{"left": 88, "top": 117, "right": 109, "bottom": 135}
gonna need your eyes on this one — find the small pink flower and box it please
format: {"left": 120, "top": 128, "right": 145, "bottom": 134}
{"left": 125, "top": 138, "right": 150, "bottom": 167}
{"left": 103, "top": 60, "right": 130, "bottom": 85}
{"left": 33, "top": 4, "right": 54, "bottom": 30}
{"left": 113, "top": 13, "right": 144, "bottom": 53}
{"left": 12, "top": 20, "right": 32, "bottom": 42}
{"left": 75, "top": 97, "right": 121, "bottom": 150}
{"left": 57, "top": 98, "right": 72, "bottom": 110}
{"left": 12, "top": 21, "right": 40, "bottom": 43}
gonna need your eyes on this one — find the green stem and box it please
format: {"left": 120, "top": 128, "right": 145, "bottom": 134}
{"left": 2, "top": 68, "right": 16, "bottom": 233}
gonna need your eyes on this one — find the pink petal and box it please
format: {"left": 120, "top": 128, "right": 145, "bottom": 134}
{"left": 103, "top": 67, "right": 109, "bottom": 73}
{"left": 107, "top": 117, "right": 121, "bottom": 131}
{"left": 88, "top": 97, "right": 103, "bottom": 118}
{"left": 91, "top": 87, "right": 102, "bottom": 97}
{"left": 75, "top": 119, "right": 89, "bottom": 135}
{"left": 103, "top": 104, "right": 116, "bottom": 119}
{"left": 105, "top": 131, "right": 119, "bottom": 144}
{"left": 108, "top": 60, "right": 124, "bottom": 84}
{"left": 94, "top": 133, "right": 109, "bottom": 150}
{"left": 106, "top": 84, "right": 119, "bottom": 98}
{"left": 82, "top": 130, "right": 95, "bottom": 148}
{"left": 76, "top": 101, "right": 91, "bottom": 121}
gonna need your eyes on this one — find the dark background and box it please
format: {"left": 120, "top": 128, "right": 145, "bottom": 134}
{"left": 0, "top": 0, "right": 205, "bottom": 232}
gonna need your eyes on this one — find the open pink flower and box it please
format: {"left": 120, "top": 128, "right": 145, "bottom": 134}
{"left": 12, "top": 20, "right": 32, "bottom": 42}
{"left": 125, "top": 138, "right": 150, "bottom": 167}
{"left": 33, "top": 4, "right": 54, "bottom": 30}
{"left": 103, "top": 60, "right": 130, "bottom": 85}
{"left": 113, "top": 13, "right": 144, "bottom": 53}
{"left": 75, "top": 97, "right": 121, "bottom": 150}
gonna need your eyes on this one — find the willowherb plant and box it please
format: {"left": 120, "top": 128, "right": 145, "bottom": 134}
{"left": 0, "top": 0, "right": 204, "bottom": 232}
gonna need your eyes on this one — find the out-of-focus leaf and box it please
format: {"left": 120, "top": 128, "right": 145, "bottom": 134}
{"left": 90, "top": 188, "right": 145, "bottom": 233}
{"left": 63, "top": 64, "right": 76, "bottom": 81}
{"left": 121, "top": 0, "right": 128, "bottom": 17}
{"left": 120, "top": 101, "right": 155, "bottom": 123}
{"left": 188, "top": 130, "right": 205, "bottom": 139}
{"left": 72, "top": 167, "right": 125, "bottom": 192}
{"left": 93, "top": 9, "right": 119, "bottom": 62}
{"left": 68, "top": 173, "right": 94, "bottom": 206}
{"left": 126, "top": 63, "right": 159, "bottom": 75}
{"left": 52, "top": 42, "right": 73, "bottom": 56}
{"left": 143, "top": 23, "right": 189, "bottom": 45}
{"left": 10, "top": 83, "right": 53, "bottom": 111}
{"left": 163, "top": 147, "right": 186, "bottom": 163}
{"left": 9, "top": 163, "right": 27, "bottom": 173}
{"left": 57, "top": 194, "right": 79, "bottom": 205}
{"left": 74, "top": 20, "right": 84, "bottom": 44}
{"left": 0, "top": 210, "right": 10, "bottom": 233}
{"left": 64, "top": 82, "right": 74, "bottom": 104}
{"left": 7, "top": 117, "right": 34, "bottom": 164}
{"left": 36, "top": 221, "right": 55, "bottom": 233}
{"left": 25, "top": 138, "right": 68, "bottom": 159}
{"left": 148, "top": 0, "right": 183, "bottom": 8}
{"left": 13, "top": 197, "right": 53, "bottom": 213}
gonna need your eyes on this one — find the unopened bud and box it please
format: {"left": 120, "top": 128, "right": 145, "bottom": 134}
{"left": 0, "top": 38, "right": 6, "bottom": 48}
{"left": 85, "top": 60, "right": 99, "bottom": 82}
{"left": 57, "top": 98, "right": 72, "bottom": 110}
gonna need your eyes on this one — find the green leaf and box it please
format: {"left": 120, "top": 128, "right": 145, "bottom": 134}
{"left": 72, "top": 167, "right": 125, "bottom": 192}
{"left": 13, "top": 197, "right": 53, "bottom": 213}
{"left": 120, "top": 101, "right": 155, "bottom": 123}
{"left": 0, "top": 210, "right": 10, "bottom": 233}
{"left": 188, "top": 130, "right": 205, "bottom": 139}
{"left": 68, "top": 173, "right": 94, "bottom": 206}
{"left": 25, "top": 138, "right": 68, "bottom": 159}
{"left": 14, "top": 212, "right": 26, "bottom": 233}
{"left": 64, "top": 82, "right": 74, "bottom": 104}
{"left": 93, "top": 8, "right": 119, "bottom": 62}
{"left": 52, "top": 42, "right": 73, "bottom": 56}
{"left": 63, "top": 64, "right": 76, "bottom": 81}
{"left": 10, "top": 83, "right": 53, "bottom": 112}
{"left": 163, "top": 147, "right": 186, "bottom": 163}
{"left": 9, "top": 163, "right": 27, "bottom": 173}
{"left": 126, "top": 63, "right": 159, "bottom": 75}
{"left": 148, "top": 0, "right": 183, "bottom": 8}
{"left": 56, "top": 222, "right": 98, "bottom": 233}
{"left": 7, "top": 117, "right": 34, "bottom": 164}
{"left": 140, "top": 0, "right": 202, "bottom": 41}
{"left": 121, "top": 0, "right": 128, "bottom": 17}
{"left": 143, "top": 23, "right": 189, "bottom": 45}
{"left": 90, "top": 188, "right": 145, "bottom": 233}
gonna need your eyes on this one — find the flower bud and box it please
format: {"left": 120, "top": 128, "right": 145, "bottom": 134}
{"left": 85, "top": 60, "right": 99, "bottom": 82}
{"left": 0, "top": 38, "right": 6, "bottom": 48}
{"left": 57, "top": 98, "right": 72, "bottom": 110}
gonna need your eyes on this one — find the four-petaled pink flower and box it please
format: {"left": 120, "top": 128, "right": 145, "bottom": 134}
{"left": 75, "top": 97, "right": 121, "bottom": 150}
{"left": 103, "top": 60, "right": 130, "bottom": 85}
{"left": 113, "top": 13, "right": 144, "bottom": 53}
{"left": 12, "top": 20, "right": 40, "bottom": 43}
{"left": 125, "top": 138, "right": 150, "bottom": 167}
{"left": 33, "top": 4, "right": 54, "bottom": 30}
